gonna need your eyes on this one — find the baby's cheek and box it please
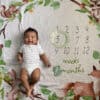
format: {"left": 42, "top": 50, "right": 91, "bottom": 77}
{"left": 34, "top": 40, "right": 38, "bottom": 44}
{"left": 24, "top": 39, "right": 28, "bottom": 43}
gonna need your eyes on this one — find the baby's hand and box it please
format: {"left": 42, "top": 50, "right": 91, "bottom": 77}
{"left": 18, "top": 57, "right": 23, "bottom": 64}
{"left": 18, "top": 58, "right": 23, "bottom": 64}
{"left": 17, "top": 53, "right": 23, "bottom": 64}
{"left": 47, "top": 62, "right": 51, "bottom": 67}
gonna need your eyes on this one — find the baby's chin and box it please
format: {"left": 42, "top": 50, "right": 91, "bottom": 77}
{"left": 24, "top": 42, "right": 37, "bottom": 45}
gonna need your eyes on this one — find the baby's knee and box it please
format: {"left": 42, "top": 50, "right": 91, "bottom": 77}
{"left": 20, "top": 68, "right": 28, "bottom": 81}
{"left": 20, "top": 74, "right": 28, "bottom": 81}
{"left": 31, "top": 68, "right": 40, "bottom": 83}
{"left": 32, "top": 73, "right": 40, "bottom": 82}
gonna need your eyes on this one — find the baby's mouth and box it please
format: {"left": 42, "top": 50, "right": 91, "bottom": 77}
{"left": 28, "top": 41, "right": 33, "bottom": 43}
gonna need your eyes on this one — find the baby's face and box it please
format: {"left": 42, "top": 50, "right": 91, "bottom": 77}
{"left": 24, "top": 31, "right": 38, "bottom": 45}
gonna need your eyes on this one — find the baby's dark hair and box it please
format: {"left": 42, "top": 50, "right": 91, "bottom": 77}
{"left": 24, "top": 27, "right": 38, "bottom": 39}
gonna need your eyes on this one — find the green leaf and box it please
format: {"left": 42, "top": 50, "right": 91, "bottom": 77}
{"left": 0, "top": 88, "right": 4, "bottom": 100}
{"left": 48, "top": 93, "right": 58, "bottom": 100}
{"left": 76, "top": 8, "right": 89, "bottom": 13}
{"left": 0, "top": 60, "right": 6, "bottom": 65}
{"left": 0, "top": 19, "right": 4, "bottom": 28}
{"left": 10, "top": 1, "right": 23, "bottom": 6}
{"left": 53, "top": 66, "right": 63, "bottom": 76}
{"left": 0, "top": 72, "right": 3, "bottom": 86}
{"left": 29, "top": 0, "right": 33, "bottom": 2}
{"left": 96, "top": 23, "right": 100, "bottom": 31}
{"left": 93, "top": 51, "right": 100, "bottom": 59}
{"left": 0, "top": 78, "right": 3, "bottom": 86}
{"left": 51, "top": 93, "right": 58, "bottom": 100}
{"left": 40, "top": 87, "right": 51, "bottom": 95}
{"left": 88, "top": 15, "right": 97, "bottom": 24}
{"left": 4, "top": 40, "right": 12, "bottom": 48}
{"left": 15, "top": 97, "right": 20, "bottom": 100}
{"left": 38, "top": 0, "right": 44, "bottom": 5}
{"left": 4, "top": 74, "right": 12, "bottom": 82}
{"left": 44, "top": 0, "right": 51, "bottom": 6}
{"left": 81, "top": 0, "right": 90, "bottom": 6}
{"left": 0, "top": 49, "right": 2, "bottom": 57}
{"left": 97, "top": 34, "right": 100, "bottom": 38}
{"left": 48, "top": 94, "right": 52, "bottom": 100}
{"left": 0, "top": 67, "right": 7, "bottom": 73}
{"left": 24, "top": 3, "right": 34, "bottom": 13}
{"left": 18, "top": 13, "right": 22, "bottom": 22}
{"left": 82, "top": 96, "right": 92, "bottom": 100}
{"left": 8, "top": 14, "right": 16, "bottom": 22}
{"left": 50, "top": 1, "right": 60, "bottom": 9}
{"left": 66, "top": 90, "right": 74, "bottom": 96}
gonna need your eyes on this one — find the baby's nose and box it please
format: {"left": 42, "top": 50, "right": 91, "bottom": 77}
{"left": 29, "top": 37, "right": 32, "bottom": 40}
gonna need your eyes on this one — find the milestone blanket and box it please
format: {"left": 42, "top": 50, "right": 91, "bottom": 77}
{"left": 0, "top": 0, "right": 100, "bottom": 100}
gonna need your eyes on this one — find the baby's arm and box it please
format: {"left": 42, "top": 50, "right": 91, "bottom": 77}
{"left": 40, "top": 54, "right": 51, "bottom": 67}
{"left": 17, "top": 52, "right": 23, "bottom": 63}
{"left": 38, "top": 44, "right": 51, "bottom": 67}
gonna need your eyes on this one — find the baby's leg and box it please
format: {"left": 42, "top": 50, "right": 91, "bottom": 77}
{"left": 20, "top": 68, "right": 31, "bottom": 96}
{"left": 30, "top": 68, "right": 40, "bottom": 92}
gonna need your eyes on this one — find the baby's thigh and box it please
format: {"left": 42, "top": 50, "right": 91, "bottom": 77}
{"left": 20, "top": 68, "right": 29, "bottom": 79}
{"left": 31, "top": 68, "right": 41, "bottom": 80}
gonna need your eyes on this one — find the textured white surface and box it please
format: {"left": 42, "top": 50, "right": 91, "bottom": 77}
{"left": 0, "top": 0, "right": 100, "bottom": 100}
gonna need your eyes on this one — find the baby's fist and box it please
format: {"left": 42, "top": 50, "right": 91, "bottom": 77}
{"left": 47, "top": 62, "right": 51, "bottom": 67}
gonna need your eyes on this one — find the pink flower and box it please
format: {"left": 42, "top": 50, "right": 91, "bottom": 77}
{"left": 0, "top": 44, "right": 3, "bottom": 48}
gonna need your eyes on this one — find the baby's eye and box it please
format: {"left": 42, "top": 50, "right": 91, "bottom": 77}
{"left": 32, "top": 36, "right": 34, "bottom": 38}
{"left": 24, "top": 37, "right": 27, "bottom": 40}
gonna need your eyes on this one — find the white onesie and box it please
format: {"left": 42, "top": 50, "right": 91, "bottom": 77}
{"left": 19, "top": 44, "right": 44, "bottom": 75}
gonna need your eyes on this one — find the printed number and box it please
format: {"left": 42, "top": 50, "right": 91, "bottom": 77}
{"left": 85, "top": 36, "right": 89, "bottom": 44}
{"left": 83, "top": 46, "right": 90, "bottom": 55}
{"left": 75, "top": 26, "right": 79, "bottom": 34}
{"left": 55, "top": 48, "right": 59, "bottom": 54}
{"left": 75, "top": 36, "right": 80, "bottom": 44}
{"left": 65, "top": 25, "right": 69, "bottom": 33}
{"left": 64, "top": 47, "right": 70, "bottom": 55}
{"left": 74, "top": 47, "right": 79, "bottom": 56}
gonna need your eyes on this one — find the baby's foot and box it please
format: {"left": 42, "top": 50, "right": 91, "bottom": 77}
{"left": 30, "top": 85, "right": 34, "bottom": 92}
{"left": 30, "top": 86, "right": 35, "bottom": 96}
{"left": 27, "top": 89, "right": 32, "bottom": 97}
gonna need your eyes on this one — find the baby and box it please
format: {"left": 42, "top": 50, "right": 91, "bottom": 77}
{"left": 17, "top": 27, "right": 51, "bottom": 96}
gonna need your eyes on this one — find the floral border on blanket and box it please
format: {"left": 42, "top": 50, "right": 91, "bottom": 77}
{"left": 0, "top": 0, "right": 61, "bottom": 38}
{"left": 0, "top": 0, "right": 100, "bottom": 100}
{"left": 70, "top": 0, "right": 100, "bottom": 32}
